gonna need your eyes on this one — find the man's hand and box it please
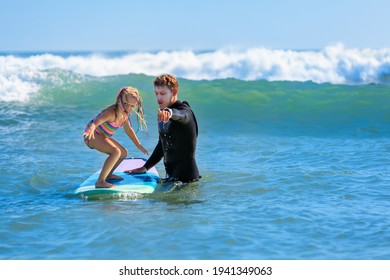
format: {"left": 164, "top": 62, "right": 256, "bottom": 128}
{"left": 158, "top": 108, "right": 172, "bottom": 123}
{"left": 125, "top": 167, "right": 147, "bottom": 174}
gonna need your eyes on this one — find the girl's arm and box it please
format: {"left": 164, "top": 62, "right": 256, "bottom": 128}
{"left": 123, "top": 121, "right": 148, "bottom": 155}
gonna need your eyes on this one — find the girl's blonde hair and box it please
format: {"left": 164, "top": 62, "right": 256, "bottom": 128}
{"left": 116, "top": 86, "right": 148, "bottom": 134}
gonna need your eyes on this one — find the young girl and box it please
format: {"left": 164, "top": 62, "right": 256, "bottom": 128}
{"left": 82, "top": 87, "right": 148, "bottom": 188}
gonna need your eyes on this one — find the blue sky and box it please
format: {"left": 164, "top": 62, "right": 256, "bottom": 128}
{"left": 1, "top": 0, "right": 389, "bottom": 51}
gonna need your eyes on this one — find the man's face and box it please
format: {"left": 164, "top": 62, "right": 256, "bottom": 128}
{"left": 154, "top": 86, "right": 175, "bottom": 109}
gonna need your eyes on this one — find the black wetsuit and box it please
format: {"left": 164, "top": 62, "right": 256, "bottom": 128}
{"left": 144, "top": 100, "right": 199, "bottom": 182}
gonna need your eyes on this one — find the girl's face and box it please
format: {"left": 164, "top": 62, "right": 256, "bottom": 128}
{"left": 121, "top": 94, "right": 138, "bottom": 113}
{"left": 154, "top": 86, "right": 176, "bottom": 109}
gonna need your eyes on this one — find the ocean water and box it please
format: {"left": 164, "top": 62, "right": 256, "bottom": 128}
{"left": 1, "top": 47, "right": 390, "bottom": 260}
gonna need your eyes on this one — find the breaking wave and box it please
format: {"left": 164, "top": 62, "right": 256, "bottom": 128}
{"left": 1, "top": 44, "right": 389, "bottom": 102}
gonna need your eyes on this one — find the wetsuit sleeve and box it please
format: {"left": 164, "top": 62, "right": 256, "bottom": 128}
{"left": 144, "top": 139, "right": 163, "bottom": 170}
{"left": 170, "top": 107, "right": 192, "bottom": 123}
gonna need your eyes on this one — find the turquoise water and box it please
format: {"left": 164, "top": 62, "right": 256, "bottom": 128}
{"left": 1, "top": 53, "right": 390, "bottom": 259}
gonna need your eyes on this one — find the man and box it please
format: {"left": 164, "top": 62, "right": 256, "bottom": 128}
{"left": 127, "top": 74, "right": 199, "bottom": 182}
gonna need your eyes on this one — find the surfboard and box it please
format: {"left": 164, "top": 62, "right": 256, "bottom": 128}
{"left": 75, "top": 157, "right": 159, "bottom": 196}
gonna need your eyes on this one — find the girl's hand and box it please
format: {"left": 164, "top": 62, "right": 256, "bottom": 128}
{"left": 82, "top": 128, "right": 95, "bottom": 140}
{"left": 137, "top": 144, "right": 148, "bottom": 155}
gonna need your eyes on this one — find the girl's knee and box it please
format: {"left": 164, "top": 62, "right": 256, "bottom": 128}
{"left": 110, "top": 147, "right": 122, "bottom": 159}
{"left": 121, "top": 148, "right": 128, "bottom": 159}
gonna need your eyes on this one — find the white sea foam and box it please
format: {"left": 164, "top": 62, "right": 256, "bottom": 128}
{"left": 1, "top": 44, "right": 389, "bottom": 102}
{"left": 0, "top": 56, "right": 47, "bottom": 102}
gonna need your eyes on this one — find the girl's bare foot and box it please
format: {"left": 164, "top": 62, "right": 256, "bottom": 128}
{"left": 95, "top": 181, "right": 115, "bottom": 188}
{"left": 106, "top": 174, "right": 124, "bottom": 181}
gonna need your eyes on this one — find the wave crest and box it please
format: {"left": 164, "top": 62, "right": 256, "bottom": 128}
{"left": 1, "top": 44, "right": 389, "bottom": 102}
